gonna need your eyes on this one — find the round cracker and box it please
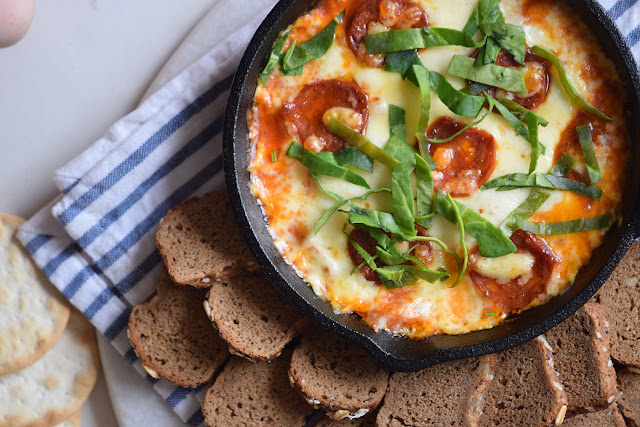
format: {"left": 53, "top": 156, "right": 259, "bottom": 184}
{"left": 0, "top": 213, "right": 71, "bottom": 375}
{"left": 0, "top": 309, "right": 100, "bottom": 427}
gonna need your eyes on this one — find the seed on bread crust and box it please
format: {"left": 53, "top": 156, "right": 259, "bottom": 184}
{"left": 206, "top": 270, "right": 309, "bottom": 362}
{"left": 289, "top": 328, "right": 389, "bottom": 417}
{"left": 156, "top": 191, "right": 256, "bottom": 287}
{"left": 127, "top": 270, "right": 228, "bottom": 387}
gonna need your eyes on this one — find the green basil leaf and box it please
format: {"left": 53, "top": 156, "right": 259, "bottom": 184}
{"left": 365, "top": 27, "right": 484, "bottom": 54}
{"left": 413, "top": 65, "right": 431, "bottom": 146}
{"left": 315, "top": 188, "right": 390, "bottom": 233}
{"left": 282, "top": 10, "right": 345, "bottom": 72}
{"left": 352, "top": 224, "right": 393, "bottom": 249}
{"left": 483, "top": 172, "right": 602, "bottom": 200}
{"left": 515, "top": 214, "right": 611, "bottom": 235}
{"left": 331, "top": 146, "right": 374, "bottom": 172}
{"left": 497, "top": 97, "right": 549, "bottom": 126}
{"left": 530, "top": 45, "right": 613, "bottom": 121}
{"left": 260, "top": 28, "right": 292, "bottom": 85}
{"left": 448, "top": 55, "right": 528, "bottom": 94}
{"left": 375, "top": 265, "right": 418, "bottom": 289}
{"left": 476, "top": 36, "right": 502, "bottom": 65}
{"left": 328, "top": 118, "right": 400, "bottom": 169}
{"left": 385, "top": 50, "right": 424, "bottom": 82}
{"left": 286, "top": 141, "right": 370, "bottom": 188}
{"left": 384, "top": 135, "right": 416, "bottom": 171}
{"left": 576, "top": 123, "right": 603, "bottom": 184}
{"left": 281, "top": 39, "right": 303, "bottom": 75}
{"left": 429, "top": 70, "right": 487, "bottom": 118}
{"left": 526, "top": 112, "right": 541, "bottom": 173}
{"left": 346, "top": 233, "right": 377, "bottom": 269}
{"left": 479, "top": 23, "right": 526, "bottom": 65}
{"left": 405, "top": 264, "right": 450, "bottom": 283}
{"left": 445, "top": 193, "right": 468, "bottom": 287}
{"left": 499, "top": 153, "right": 577, "bottom": 237}
{"left": 436, "top": 190, "right": 517, "bottom": 257}
{"left": 385, "top": 132, "right": 417, "bottom": 233}
{"left": 461, "top": 82, "right": 491, "bottom": 95}
{"left": 415, "top": 154, "right": 434, "bottom": 228}
{"left": 349, "top": 203, "right": 416, "bottom": 238}
{"left": 388, "top": 104, "right": 407, "bottom": 141}
{"left": 426, "top": 94, "right": 495, "bottom": 144}
{"left": 463, "top": 0, "right": 502, "bottom": 37}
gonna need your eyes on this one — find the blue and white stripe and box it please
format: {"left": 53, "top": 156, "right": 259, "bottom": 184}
{"left": 15, "top": 2, "right": 640, "bottom": 426}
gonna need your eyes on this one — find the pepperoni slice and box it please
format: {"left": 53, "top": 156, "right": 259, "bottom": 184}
{"left": 347, "top": 226, "right": 432, "bottom": 285}
{"left": 553, "top": 112, "right": 604, "bottom": 184}
{"left": 427, "top": 116, "right": 497, "bottom": 197}
{"left": 283, "top": 79, "right": 369, "bottom": 152}
{"left": 469, "top": 230, "right": 558, "bottom": 313}
{"left": 479, "top": 48, "right": 551, "bottom": 110}
{"left": 348, "top": 0, "right": 428, "bottom": 67}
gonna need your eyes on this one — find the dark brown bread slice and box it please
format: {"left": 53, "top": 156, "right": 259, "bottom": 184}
{"left": 288, "top": 328, "right": 389, "bottom": 419}
{"left": 127, "top": 270, "right": 228, "bottom": 387}
{"left": 202, "top": 352, "right": 314, "bottom": 427}
{"left": 617, "top": 369, "right": 640, "bottom": 426}
{"left": 377, "top": 354, "right": 497, "bottom": 427}
{"left": 156, "top": 191, "right": 257, "bottom": 287}
{"left": 314, "top": 411, "right": 377, "bottom": 426}
{"left": 479, "top": 337, "right": 567, "bottom": 427}
{"left": 204, "top": 270, "right": 309, "bottom": 361}
{"left": 594, "top": 241, "right": 640, "bottom": 367}
{"left": 562, "top": 406, "right": 626, "bottom": 427}
{"left": 545, "top": 302, "right": 617, "bottom": 411}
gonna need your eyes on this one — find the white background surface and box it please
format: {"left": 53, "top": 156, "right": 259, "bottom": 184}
{"left": 0, "top": 0, "right": 275, "bottom": 425}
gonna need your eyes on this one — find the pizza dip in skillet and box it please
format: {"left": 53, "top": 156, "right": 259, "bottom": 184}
{"left": 247, "top": 0, "right": 630, "bottom": 338}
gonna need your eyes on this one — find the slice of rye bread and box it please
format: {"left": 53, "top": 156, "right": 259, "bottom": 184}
{"left": 202, "top": 352, "right": 314, "bottom": 427}
{"left": 203, "top": 270, "right": 310, "bottom": 362}
{"left": 377, "top": 354, "right": 497, "bottom": 427}
{"left": 617, "top": 368, "right": 640, "bottom": 426}
{"left": 128, "top": 270, "right": 228, "bottom": 387}
{"left": 288, "top": 327, "right": 389, "bottom": 420}
{"left": 594, "top": 240, "right": 640, "bottom": 367}
{"left": 156, "top": 191, "right": 257, "bottom": 287}
{"left": 561, "top": 406, "right": 626, "bottom": 427}
{"left": 545, "top": 302, "right": 617, "bottom": 410}
{"left": 479, "top": 336, "right": 567, "bottom": 427}
{"left": 315, "top": 411, "right": 377, "bottom": 426}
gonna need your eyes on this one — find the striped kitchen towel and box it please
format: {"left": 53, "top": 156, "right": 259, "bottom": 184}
{"left": 15, "top": 0, "right": 640, "bottom": 426}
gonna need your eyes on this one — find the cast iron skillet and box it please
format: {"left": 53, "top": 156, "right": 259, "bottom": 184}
{"left": 224, "top": 0, "right": 640, "bottom": 372}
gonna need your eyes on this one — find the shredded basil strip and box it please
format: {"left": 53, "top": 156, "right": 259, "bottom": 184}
{"left": 315, "top": 188, "right": 390, "bottom": 233}
{"left": 349, "top": 203, "right": 416, "bottom": 239}
{"left": 405, "top": 264, "right": 450, "bottom": 283}
{"left": 260, "top": 29, "right": 292, "bottom": 85}
{"left": 429, "top": 70, "right": 487, "bottom": 118}
{"left": 385, "top": 134, "right": 417, "bottom": 234}
{"left": 463, "top": 0, "right": 502, "bottom": 38}
{"left": 435, "top": 190, "right": 517, "bottom": 257}
{"left": 499, "top": 153, "right": 577, "bottom": 237}
{"left": 413, "top": 65, "right": 431, "bottom": 147}
{"left": 526, "top": 112, "right": 541, "bottom": 173}
{"left": 426, "top": 94, "right": 494, "bottom": 144}
{"left": 328, "top": 118, "right": 399, "bottom": 169}
{"left": 497, "top": 97, "right": 549, "bottom": 127}
{"left": 530, "top": 46, "right": 613, "bottom": 121}
{"left": 282, "top": 10, "right": 345, "bottom": 72}
{"left": 286, "top": 141, "right": 370, "bottom": 189}
{"left": 330, "top": 146, "right": 374, "bottom": 173}
{"left": 483, "top": 173, "right": 602, "bottom": 200}
{"left": 447, "top": 193, "right": 468, "bottom": 287}
{"left": 415, "top": 154, "right": 435, "bottom": 228}
{"left": 462, "top": 82, "right": 491, "bottom": 95}
{"left": 388, "top": 104, "right": 407, "bottom": 140}
{"left": 515, "top": 214, "right": 612, "bottom": 235}
{"left": 365, "top": 27, "right": 484, "bottom": 54}
{"left": 347, "top": 233, "right": 377, "bottom": 269}
{"left": 281, "top": 39, "right": 303, "bottom": 76}
{"left": 479, "top": 23, "right": 526, "bottom": 65}
{"left": 577, "top": 123, "right": 603, "bottom": 184}
{"left": 385, "top": 50, "right": 424, "bottom": 82}
{"left": 448, "top": 55, "right": 528, "bottom": 94}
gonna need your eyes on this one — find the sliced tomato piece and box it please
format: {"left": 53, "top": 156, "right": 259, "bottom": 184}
{"left": 283, "top": 79, "right": 369, "bottom": 152}
{"left": 470, "top": 230, "right": 558, "bottom": 313}
{"left": 348, "top": 0, "right": 428, "bottom": 67}
{"left": 428, "top": 116, "right": 497, "bottom": 197}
